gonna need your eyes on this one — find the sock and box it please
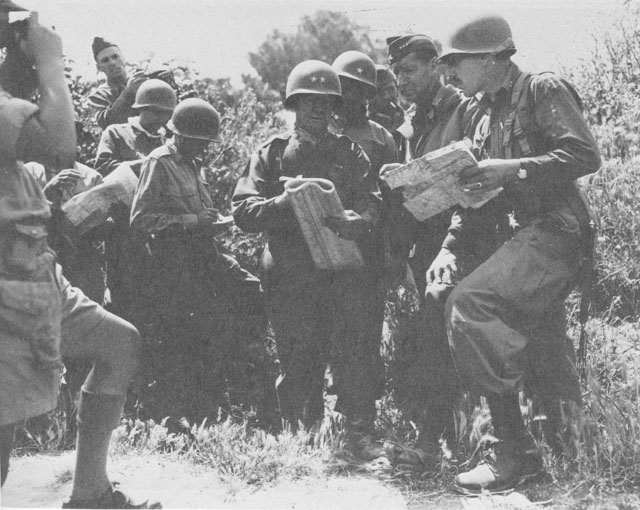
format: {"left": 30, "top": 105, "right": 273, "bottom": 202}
{"left": 69, "top": 390, "right": 125, "bottom": 500}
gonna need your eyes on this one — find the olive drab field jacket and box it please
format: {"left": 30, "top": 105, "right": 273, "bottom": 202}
{"left": 232, "top": 129, "right": 379, "bottom": 276}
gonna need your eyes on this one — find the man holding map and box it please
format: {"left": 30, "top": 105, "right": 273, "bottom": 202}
{"left": 433, "top": 14, "right": 600, "bottom": 493}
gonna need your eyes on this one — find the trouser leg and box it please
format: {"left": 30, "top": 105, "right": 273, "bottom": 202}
{"left": 267, "top": 274, "right": 331, "bottom": 430}
{"left": 449, "top": 220, "right": 581, "bottom": 494}
{"left": 210, "top": 253, "right": 264, "bottom": 316}
{"left": 446, "top": 222, "right": 582, "bottom": 397}
{"left": 418, "top": 282, "right": 459, "bottom": 447}
{"left": 486, "top": 393, "right": 526, "bottom": 441}
{"left": 331, "top": 270, "right": 385, "bottom": 432}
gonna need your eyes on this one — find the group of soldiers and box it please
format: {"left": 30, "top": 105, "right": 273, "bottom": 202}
{"left": 0, "top": 0, "right": 601, "bottom": 507}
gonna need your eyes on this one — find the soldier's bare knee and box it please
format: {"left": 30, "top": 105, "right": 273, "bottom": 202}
{"left": 97, "top": 316, "right": 141, "bottom": 379}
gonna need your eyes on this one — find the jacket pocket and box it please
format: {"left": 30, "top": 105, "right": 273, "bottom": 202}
{"left": 0, "top": 278, "right": 62, "bottom": 369}
{"left": 2, "top": 223, "right": 49, "bottom": 273}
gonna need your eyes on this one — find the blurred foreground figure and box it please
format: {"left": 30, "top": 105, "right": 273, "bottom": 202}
{"left": 0, "top": 2, "right": 160, "bottom": 507}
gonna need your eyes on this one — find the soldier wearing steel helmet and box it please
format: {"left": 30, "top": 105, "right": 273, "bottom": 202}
{"left": 95, "top": 79, "right": 177, "bottom": 177}
{"left": 91, "top": 79, "right": 177, "bottom": 322}
{"left": 432, "top": 14, "right": 600, "bottom": 493}
{"left": 232, "top": 61, "right": 380, "bottom": 456}
{"left": 328, "top": 50, "right": 400, "bottom": 459}
{"left": 331, "top": 51, "right": 398, "bottom": 183}
{"left": 130, "top": 97, "right": 263, "bottom": 421}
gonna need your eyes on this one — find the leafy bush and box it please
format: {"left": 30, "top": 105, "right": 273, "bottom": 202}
{"left": 583, "top": 157, "right": 640, "bottom": 319}
{"left": 567, "top": 2, "right": 640, "bottom": 160}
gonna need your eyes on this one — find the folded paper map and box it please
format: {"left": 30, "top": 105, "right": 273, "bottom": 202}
{"left": 62, "top": 163, "right": 139, "bottom": 236}
{"left": 284, "top": 177, "right": 364, "bottom": 271}
{"left": 380, "top": 140, "right": 502, "bottom": 221}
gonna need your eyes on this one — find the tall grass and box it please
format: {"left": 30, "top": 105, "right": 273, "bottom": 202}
{"left": 110, "top": 416, "right": 332, "bottom": 487}
{"left": 584, "top": 157, "right": 640, "bottom": 320}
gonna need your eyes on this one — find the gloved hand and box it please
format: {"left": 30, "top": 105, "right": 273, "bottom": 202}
{"left": 323, "top": 210, "right": 373, "bottom": 241}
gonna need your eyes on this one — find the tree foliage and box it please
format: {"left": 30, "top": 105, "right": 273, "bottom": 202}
{"left": 567, "top": 1, "right": 640, "bottom": 160}
{"left": 249, "top": 10, "right": 385, "bottom": 97}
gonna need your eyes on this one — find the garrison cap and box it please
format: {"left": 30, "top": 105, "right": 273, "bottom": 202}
{"left": 0, "top": 0, "right": 27, "bottom": 11}
{"left": 92, "top": 36, "right": 119, "bottom": 61}
{"left": 387, "top": 34, "right": 439, "bottom": 66}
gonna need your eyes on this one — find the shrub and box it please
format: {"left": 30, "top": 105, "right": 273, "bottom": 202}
{"left": 583, "top": 157, "right": 640, "bottom": 319}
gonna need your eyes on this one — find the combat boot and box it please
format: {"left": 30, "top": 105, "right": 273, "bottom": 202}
{"left": 454, "top": 436, "right": 543, "bottom": 495}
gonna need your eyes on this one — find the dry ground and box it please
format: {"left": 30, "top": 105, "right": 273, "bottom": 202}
{"left": 2, "top": 451, "right": 638, "bottom": 510}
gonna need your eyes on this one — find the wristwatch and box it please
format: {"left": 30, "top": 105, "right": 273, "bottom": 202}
{"left": 517, "top": 167, "right": 528, "bottom": 180}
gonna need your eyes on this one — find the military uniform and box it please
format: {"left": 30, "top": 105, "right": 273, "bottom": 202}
{"left": 0, "top": 92, "right": 140, "bottom": 495}
{"left": 384, "top": 43, "right": 481, "bottom": 448}
{"left": 0, "top": 92, "right": 62, "bottom": 428}
{"left": 446, "top": 63, "right": 600, "bottom": 404}
{"left": 87, "top": 82, "right": 136, "bottom": 130}
{"left": 233, "top": 128, "right": 380, "bottom": 428}
{"left": 94, "top": 118, "right": 164, "bottom": 177}
{"left": 131, "top": 140, "right": 261, "bottom": 420}
{"left": 95, "top": 118, "right": 165, "bottom": 320}
{"left": 436, "top": 17, "right": 601, "bottom": 489}
{"left": 30, "top": 161, "right": 107, "bottom": 304}
{"left": 401, "top": 83, "right": 478, "bottom": 297}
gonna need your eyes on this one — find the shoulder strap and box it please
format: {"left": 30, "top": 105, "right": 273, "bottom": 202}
{"left": 503, "top": 72, "right": 533, "bottom": 158}
{"left": 507, "top": 71, "right": 585, "bottom": 159}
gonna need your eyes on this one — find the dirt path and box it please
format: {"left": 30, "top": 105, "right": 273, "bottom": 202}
{"left": 2, "top": 451, "right": 635, "bottom": 509}
{"left": 2, "top": 451, "right": 409, "bottom": 509}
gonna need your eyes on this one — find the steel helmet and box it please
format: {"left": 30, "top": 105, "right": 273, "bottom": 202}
{"left": 438, "top": 14, "right": 516, "bottom": 63}
{"left": 167, "top": 98, "right": 221, "bottom": 141}
{"left": 332, "top": 51, "right": 377, "bottom": 97}
{"left": 284, "top": 60, "right": 342, "bottom": 109}
{"left": 132, "top": 79, "right": 177, "bottom": 111}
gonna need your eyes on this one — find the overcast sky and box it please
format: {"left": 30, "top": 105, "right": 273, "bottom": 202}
{"left": 19, "top": 0, "right": 621, "bottom": 84}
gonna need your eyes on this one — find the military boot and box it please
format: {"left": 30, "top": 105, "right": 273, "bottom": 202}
{"left": 454, "top": 436, "right": 543, "bottom": 495}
